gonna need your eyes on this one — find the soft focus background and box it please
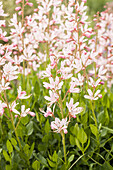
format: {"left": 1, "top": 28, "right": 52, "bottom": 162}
{"left": 1, "top": 0, "right": 113, "bottom": 17}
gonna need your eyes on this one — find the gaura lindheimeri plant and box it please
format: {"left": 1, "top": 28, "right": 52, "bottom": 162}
{"left": 1, "top": 0, "right": 113, "bottom": 169}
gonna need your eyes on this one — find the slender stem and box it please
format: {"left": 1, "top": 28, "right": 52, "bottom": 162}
{"left": 22, "top": 0, "right": 25, "bottom": 90}
{"left": 4, "top": 91, "right": 22, "bottom": 151}
{"left": 61, "top": 132, "right": 67, "bottom": 170}
{"left": 58, "top": 93, "right": 64, "bottom": 118}
{"left": 91, "top": 101, "right": 99, "bottom": 145}
{"left": 15, "top": 117, "right": 22, "bottom": 130}
{"left": 22, "top": 0, "right": 24, "bottom": 27}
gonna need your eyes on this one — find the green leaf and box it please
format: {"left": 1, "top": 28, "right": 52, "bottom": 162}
{"left": 6, "top": 140, "right": 13, "bottom": 154}
{"left": 103, "top": 93, "right": 110, "bottom": 108}
{"left": 29, "top": 142, "right": 35, "bottom": 159}
{"left": 70, "top": 135, "right": 75, "bottom": 145}
{"left": 52, "top": 151, "right": 58, "bottom": 162}
{"left": 23, "top": 144, "right": 30, "bottom": 157}
{"left": 81, "top": 112, "right": 88, "bottom": 124}
{"left": 102, "top": 162, "right": 113, "bottom": 170}
{"left": 68, "top": 155, "right": 74, "bottom": 163}
{"left": 38, "top": 144, "right": 47, "bottom": 152}
{"left": 26, "top": 121, "right": 33, "bottom": 136}
{"left": 34, "top": 80, "right": 40, "bottom": 98}
{"left": 21, "top": 116, "right": 29, "bottom": 125}
{"left": 90, "top": 124, "right": 98, "bottom": 137}
{"left": 47, "top": 159, "right": 56, "bottom": 167}
{"left": 77, "top": 128, "right": 87, "bottom": 144}
{"left": 70, "top": 123, "right": 79, "bottom": 136}
{"left": 45, "top": 119, "right": 50, "bottom": 134}
{"left": 104, "top": 109, "right": 109, "bottom": 125}
{"left": 75, "top": 138, "right": 83, "bottom": 151}
{"left": 42, "top": 134, "right": 49, "bottom": 143}
{"left": 38, "top": 154, "right": 48, "bottom": 167}
{"left": 102, "top": 126, "right": 113, "bottom": 134}
{"left": 84, "top": 137, "right": 90, "bottom": 152}
{"left": 10, "top": 138, "right": 17, "bottom": 148}
{"left": 97, "top": 110, "right": 105, "bottom": 124}
{"left": 32, "top": 160, "right": 40, "bottom": 170}
{"left": 5, "top": 165, "right": 12, "bottom": 170}
{"left": 3, "top": 150, "right": 11, "bottom": 162}
{"left": 98, "top": 109, "right": 109, "bottom": 125}
{"left": 36, "top": 111, "right": 40, "bottom": 122}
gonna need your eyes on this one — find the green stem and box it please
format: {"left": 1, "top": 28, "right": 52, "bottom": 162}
{"left": 91, "top": 101, "right": 99, "bottom": 145}
{"left": 22, "top": 0, "right": 25, "bottom": 90}
{"left": 62, "top": 132, "right": 67, "bottom": 169}
{"left": 4, "top": 91, "right": 22, "bottom": 151}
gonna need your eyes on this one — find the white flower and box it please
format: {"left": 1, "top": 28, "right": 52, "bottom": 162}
{"left": 51, "top": 117, "right": 68, "bottom": 134}
{"left": 66, "top": 98, "right": 83, "bottom": 118}
{"left": 17, "top": 86, "right": 31, "bottom": 99}
{"left": 84, "top": 89, "right": 102, "bottom": 100}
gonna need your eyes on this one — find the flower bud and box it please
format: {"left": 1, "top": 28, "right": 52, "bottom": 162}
{"left": 16, "top": 0, "right": 22, "bottom": 4}
{"left": 15, "top": 7, "right": 21, "bottom": 11}
{"left": 26, "top": 2, "right": 33, "bottom": 7}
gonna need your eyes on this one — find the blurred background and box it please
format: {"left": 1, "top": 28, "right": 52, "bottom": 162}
{"left": 1, "top": 0, "right": 113, "bottom": 17}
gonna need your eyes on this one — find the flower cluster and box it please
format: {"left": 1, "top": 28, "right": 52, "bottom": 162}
{"left": 0, "top": 0, "right": 113, "bottom": 136}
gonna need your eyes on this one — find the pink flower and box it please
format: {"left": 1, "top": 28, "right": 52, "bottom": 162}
{"left": 0, "top": 78, "right": 11, "bottom": 93}
{"left": 88, "top": 77, "right": 101, "bottom": 88}
{"left": 43, "top": 76, "right": 63, "bottom": 91}
{"left": 12, "top": 103, "right": 35, "bottom": 117}
{"left": 3, "top": 62, "right": 19, "bottom": 81}
{"left": 69, "top": 82, "right": 80, "bottom": 93}
{"left": 45, "top": 90, "right": 59, "bottom": 106}
{"left": 71, "top": 73, "right": 84, "bottom": 86}
{"left": 20, "top": 105, "right": 35, "bottom": 117}
{"left": 66, "top": 98, "right": 83, "bottom": 118}
{"left": 84, "top": 89, "right": 102, "bottom": 100}
{"left": 17, "top": 86, "right": 31, "bottom": 99}
{"left": 10, "top": 101, "right": 19, "bottom": 115}
{"left": 98, "top": 66, "right": 107, "bottom": 81}
{"left": 40, "top": 107, "right": 53, "bottom": 117}
{"left": 51, "top": 117, "right": 68, "bottom": 134}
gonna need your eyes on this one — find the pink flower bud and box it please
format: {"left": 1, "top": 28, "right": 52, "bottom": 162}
{"left": 1, "top": 24, "right": 6, "bottom": 27}
{"left": 2, "top": 37, "right": 8, "bottom": 42}
{"left": 15, "top": 7, "right": 21, "bottom": 11}
{"left": 98, "top": 94, "right": 102, "bottom": 98}
{"left": 26, "top": 2, "right": 33, "bottom": 7}
{"left": 29, "top": 111, "right": 35, "bottom": 117}
{"left": 1, "top": 51, "right": 4, "bottom": 55}
{"left": 18, "top": 11, "right": 22, "bottom": 15}
{"left": 82, "top": 0, "right": 87, "bottom": 2}
{"left": 99, "top": 81, "right": 104, "bottom": 85}
{"left": 16, "top": 0, "right": 22, "bottom": 4}
{"left": 64, "top": 129, "right": 68, "bottom": 134}
{"left": 34, "top": 8, "right": 38, "bottom": 12}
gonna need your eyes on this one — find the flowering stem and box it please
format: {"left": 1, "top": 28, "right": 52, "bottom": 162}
{"left": 61, "top": 132, "right": 67, "bottom": 169}
{"left": 22, "top": 0, "right": 25, "bottom": 90}
{"left": 4, "top": 91, "right": 22, "bottom": 151}
{"left": 58, "top": 94, "right": 64, "bottom": 118}
{"left": 90, "top": 101, "right": 99, "bottom": 145}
